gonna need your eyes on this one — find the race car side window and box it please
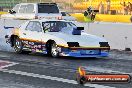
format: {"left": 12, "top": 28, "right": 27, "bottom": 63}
{"left": 26, "top": 21, "right": 42, "bottom": 32}
{"left": 25, "top": 22, "right": 34, "bottom": 31}
{"left": 32, "top": 22, "right": 42, "bottom": 32}
{"left": 42, "top": 21, "right": 77, "bottom": 32}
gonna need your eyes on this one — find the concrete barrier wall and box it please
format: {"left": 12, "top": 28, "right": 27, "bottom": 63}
{"left": 82, "top": 22, "right": 132, "bottom": 50}
{"left": 96, "top": 15, "right": 132, "bottom": 23}
{"left": 0, "top": 12, "right": 8, "bottom": 15}
{"left": 71, "top": 13, "right": 132, "bottom": 23}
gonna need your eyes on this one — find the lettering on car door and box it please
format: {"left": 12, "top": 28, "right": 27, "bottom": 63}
{"left": 22, "top": 21, "right": 43, "bottom": 52}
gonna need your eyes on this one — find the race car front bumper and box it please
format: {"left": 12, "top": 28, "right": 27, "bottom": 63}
{"left": 59, "top": 47, "right": 109, "bottom": 57}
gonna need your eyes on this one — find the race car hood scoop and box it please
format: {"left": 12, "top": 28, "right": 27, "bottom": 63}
{"left": 72, "top": 27, "right": 84, "bottom": 35}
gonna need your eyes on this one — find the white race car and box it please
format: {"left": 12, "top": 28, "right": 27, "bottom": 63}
{"left": 5, "top": 19, "right": 110, "bottom": 58}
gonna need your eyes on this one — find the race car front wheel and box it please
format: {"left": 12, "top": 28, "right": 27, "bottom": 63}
{"left": 51, "top": 42, "right": 59, "bottom": 58}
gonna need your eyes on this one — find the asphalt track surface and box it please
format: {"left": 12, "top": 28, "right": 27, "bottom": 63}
{"left": 0, "top": 48, "right": 131, "bottom": 88}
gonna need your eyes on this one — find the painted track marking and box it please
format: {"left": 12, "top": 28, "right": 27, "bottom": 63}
{"left": 0, "top": 60, "right": 18, "bottom": 69}
{"left": 0, "top": 69, "right": 115, "bottom": 88}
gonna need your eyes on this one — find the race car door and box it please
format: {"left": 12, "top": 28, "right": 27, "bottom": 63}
{"left": 20, "top": 21, "right": 43, "bottom": 52}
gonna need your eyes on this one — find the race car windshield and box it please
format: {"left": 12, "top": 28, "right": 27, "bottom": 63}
{"left": 42, "top": 21, "right": 76, "bottom": 32}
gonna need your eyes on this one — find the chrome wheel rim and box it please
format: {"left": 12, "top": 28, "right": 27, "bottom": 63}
{"left": 15, "top": 39, "right": 21, "bottom": 49}
{"left": 51, "top": 43, "right": 58, "bottom": 56}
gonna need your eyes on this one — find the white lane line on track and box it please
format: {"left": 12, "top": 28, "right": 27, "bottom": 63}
{"left": 0, "top": 54, "right": 10, "bottom": 58}
{"left": 109, "top": 55, "right": 132, "bottom": 61}
{"left": 116, "top": 57, "right": 132, "bottom": 61}
{"left": 84, "top": 66, "right": 132, "bottom": 75}
{"left": 0, "top": 69, "right": 115, "bottom": 88}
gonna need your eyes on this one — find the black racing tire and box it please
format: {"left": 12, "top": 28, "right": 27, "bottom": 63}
{"left": 13, "top": 37, "right": 31, "bottom": 54}
{"left": 46, "top": 42, "right": 52, "bottom": 56}
{"left": 13, "top": 37, "right": 23, "bottom": 54}
{"left": 51, "top": 42, "right": 59, "bottom": 58}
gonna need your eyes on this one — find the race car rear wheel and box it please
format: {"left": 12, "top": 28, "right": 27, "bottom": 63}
{"left": 51, "top": 42, "right": 59, "bottom": 58}
{"left": 14, "top": 37, "right": 23, "bottom": 53}
{"left": 14, "top": 37, "right": 31, "bottom": 54}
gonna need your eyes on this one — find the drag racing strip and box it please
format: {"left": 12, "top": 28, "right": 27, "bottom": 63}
{"left": 0, "top": 69, "right": 115, "bottom": 88}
